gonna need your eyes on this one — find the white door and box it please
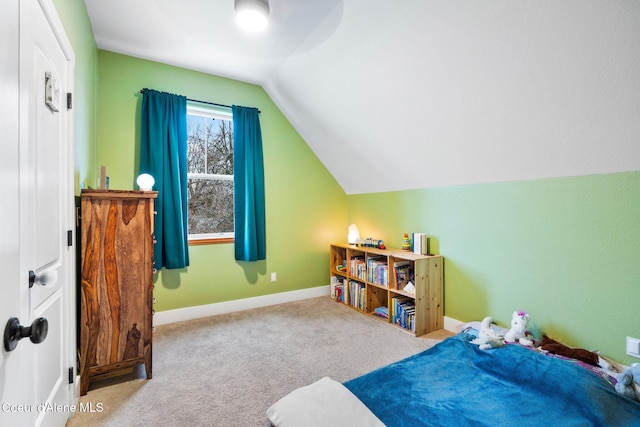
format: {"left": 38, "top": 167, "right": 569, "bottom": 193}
{"left": 0, "top": 0, "right": 28, "bottom": 425}
{"left": 1, "top": 0, "right": 76, "bottom": 426}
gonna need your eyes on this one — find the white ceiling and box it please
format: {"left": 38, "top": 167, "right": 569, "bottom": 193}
{"left": 84, "top": 0, "right": 343, "bottom": 85}
{"left": 84, "top": 0, "right": 640, "bottom": 194}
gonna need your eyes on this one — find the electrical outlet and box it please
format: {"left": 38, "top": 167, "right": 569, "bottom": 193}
{"left": 627, "top": 336, "right": 640, "bottom": 359}
{"left": 270, "top": 272, "right": 277, "bottom": 282}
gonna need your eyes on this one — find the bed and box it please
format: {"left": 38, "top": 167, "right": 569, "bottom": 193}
{"left": 267, "top": 331, "right": 640, "bottom": 426}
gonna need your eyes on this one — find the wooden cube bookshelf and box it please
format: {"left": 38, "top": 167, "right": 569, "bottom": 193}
{"left": 330, "top": 243, "right": 443, "bottom": 336}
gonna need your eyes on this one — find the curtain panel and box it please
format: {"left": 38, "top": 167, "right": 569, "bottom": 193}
{"left": 140, "top": 89, "right": 190, "bottom": 269}
{"left": 232, "top": 105, "right": 266, "bottom": 262}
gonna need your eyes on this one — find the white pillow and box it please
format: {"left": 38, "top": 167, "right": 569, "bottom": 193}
{"left": 267, "top": 377, "right": 385, "bottom": 427}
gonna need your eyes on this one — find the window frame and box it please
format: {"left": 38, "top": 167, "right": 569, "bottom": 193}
{"left": 186, "top": 103, "right": 235, "bottom": 245}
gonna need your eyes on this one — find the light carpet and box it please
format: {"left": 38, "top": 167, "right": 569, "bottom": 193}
{"left": 66, "top": 296, "right": 452, "bottom": 427}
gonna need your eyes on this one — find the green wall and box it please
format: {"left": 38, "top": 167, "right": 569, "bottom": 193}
{"left": 96, "top": 51, "right": 346, "bottom": 311}
{"left": 348, "top": 171, "right": 640, "bottom": 364}
{"left": 53, "top": 0, "right": 639, "bottom": 365}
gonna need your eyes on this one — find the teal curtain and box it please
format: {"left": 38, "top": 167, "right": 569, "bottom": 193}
{"left": 140, "top": 89, "right": 190, "bottom": 269}
{"left": 232, "top": 105, "right": 266, "bottom": 261}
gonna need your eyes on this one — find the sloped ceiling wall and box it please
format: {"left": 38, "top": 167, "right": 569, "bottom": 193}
{"left": 84, "top": 0, "right": 640, "bottom": 195}
{"left": 264, "top": 1, "right": 640, "bottom": 194}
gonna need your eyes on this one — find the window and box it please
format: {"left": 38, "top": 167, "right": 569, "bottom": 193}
{"left": 186, "top": 104, "right": 234, "bottom": 244}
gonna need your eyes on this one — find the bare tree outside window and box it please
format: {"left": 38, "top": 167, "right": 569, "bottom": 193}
{"left": 187, "top": 109, "right": 234, "bottom": 239}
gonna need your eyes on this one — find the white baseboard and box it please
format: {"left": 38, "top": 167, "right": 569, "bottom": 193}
{"left": 444, "top": 316, "right": 464, "bottom": 333}
{"left": 154, "top": 285, "right": 464, "bottom": 334}
{"left": 154, "top": 285, "right": 331, "bottom": 326}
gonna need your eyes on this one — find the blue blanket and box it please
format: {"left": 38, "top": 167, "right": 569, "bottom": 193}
{"left": 344, "top": 334, "right": 640, "bottom": 426}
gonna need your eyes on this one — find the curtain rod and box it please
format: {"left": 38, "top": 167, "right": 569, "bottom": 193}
{"left": 139, "top": 89, "right": 260, "bottom": 114}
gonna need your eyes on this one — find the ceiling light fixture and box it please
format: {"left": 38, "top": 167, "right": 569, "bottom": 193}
{"left": 234, "top": 0, "right": 270, "bottom": 32}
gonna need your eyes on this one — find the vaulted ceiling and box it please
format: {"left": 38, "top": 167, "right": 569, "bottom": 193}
{"left": 84, "top": 0, "right": 640, "bottom": 194}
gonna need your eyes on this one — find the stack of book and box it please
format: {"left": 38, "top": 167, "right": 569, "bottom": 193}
{"left": 367, "top": 256, "right": 388, "bottom": 287}
{"left": 349, "top": 256, "right": 367, "bottom": 281}
{"left": 348, "top": 280, "right": 366, "bottom": 310}
{"left": 391, "top": 296, "right": 416, "bottom": 332}
{"left": 412, "top": 232, "right": 428, "bottom": 255}
{"left": 330, "top": 276, "right": 345, "bottom": 302}
{"left": 373, "top": 306, "right": 389, "bottom": 319}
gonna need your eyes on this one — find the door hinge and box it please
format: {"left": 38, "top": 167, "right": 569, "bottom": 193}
{"left": 67, "top": 229, "right": 73, "bottom": 247}
{"left": 68, "top": 367, "right": 74, "bottom": 384}
{"left": 67, "top": 93, "right": 72, "bottom": 110}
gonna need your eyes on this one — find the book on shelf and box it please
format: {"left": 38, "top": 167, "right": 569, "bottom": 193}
{"left": 394, "top": 261, "right": 412, "bottom": 290}
{"left": 349, "top": 256, "right": 367, "bottom": 281}
{"left": 367, "top": 256, "right": 388, "bottom": 287}
{"left": 391, "top": 296, "right": 416, "bottom": 331}
{"left": 348, "top": 280, "right": 366, "bottom": 311}
{"left": 331, "top": 276, "right": 337, "bottom": 299}
{"left": 373, "top": 306, "right": 389, "bottom": 319}
{"left": 391, "top": 296, "right": 409, "bottom": 324}
{"left": 331, "top": 276, "right": 345, "bottom": 302}
{"left": 412, "top": 232, "right": 428, "bottom": 255}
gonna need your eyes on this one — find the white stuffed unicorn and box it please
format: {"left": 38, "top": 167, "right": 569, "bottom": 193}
{"left": 503, "top": 311, "right": 534, "bottom": 347}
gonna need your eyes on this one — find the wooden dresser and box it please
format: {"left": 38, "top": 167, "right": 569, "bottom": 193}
{"left": 79, "top": 189, "right": 157, "bottom": 395}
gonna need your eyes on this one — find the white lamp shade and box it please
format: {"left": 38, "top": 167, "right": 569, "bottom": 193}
{"left": 347, "top": 224, "right": 360, "bottom": 244}
{"left": 136, "top": 173, "right": 155, "bottom": 191}
{"left": 234, "top": 0, "right": 270, "bottom": 32}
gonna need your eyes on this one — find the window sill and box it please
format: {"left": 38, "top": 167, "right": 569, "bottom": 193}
{"left": 188, "top": 237, "right": 234, "bottom": 246}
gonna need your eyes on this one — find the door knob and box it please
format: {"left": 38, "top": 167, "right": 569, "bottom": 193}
{"left": 29, "top": 269, "right": 58, "bottom": 288}
{"left": 3, "top": 317, "right": 48, "bottom": 352}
